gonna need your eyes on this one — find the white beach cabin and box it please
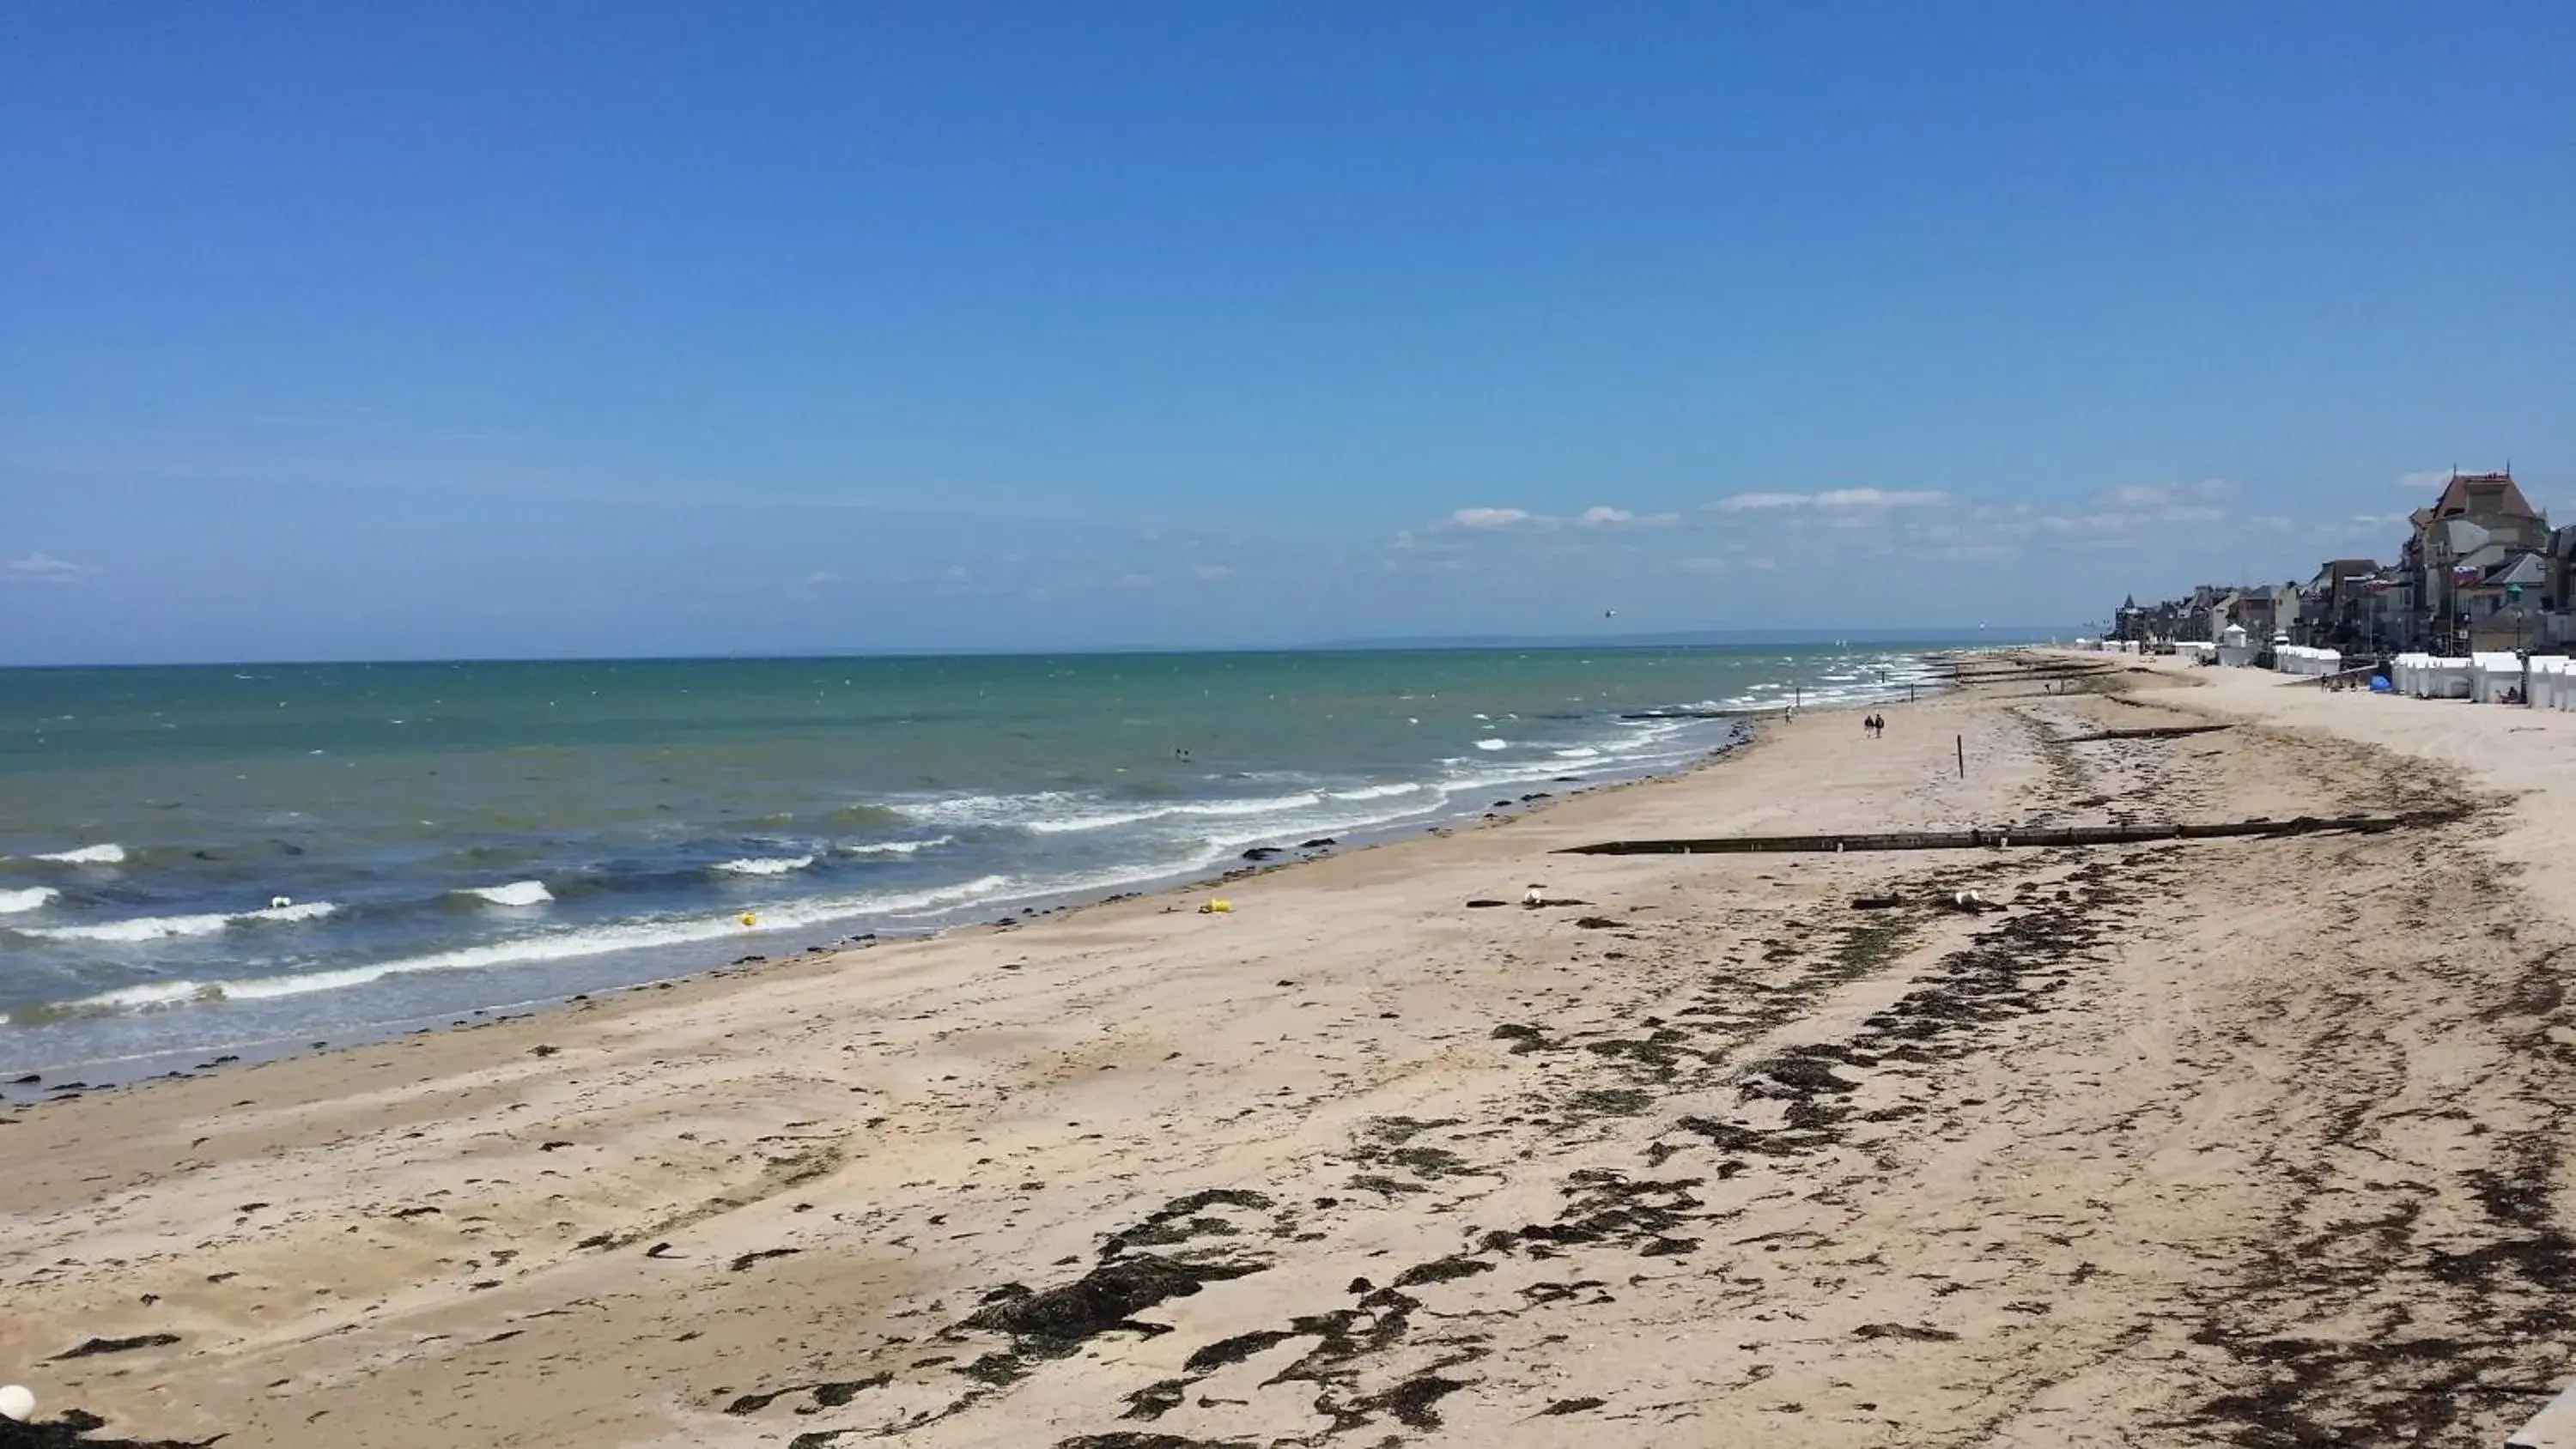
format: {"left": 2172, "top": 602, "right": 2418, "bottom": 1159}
{"left": 2534, "top": 656, "right": 2576, "bottom": 712}
{"left": 2215, "top": 623, "right": 2257, "bottom": 669}
{"left": 2471, "top": 652, "right": 2527, "bottom": 704}
{"left": 2272, "top": 645, "right": 2342, "bottom": 677}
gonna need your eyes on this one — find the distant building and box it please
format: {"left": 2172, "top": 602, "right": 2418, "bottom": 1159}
{"left": 2113, "top": 594, "right": 2146, "bottom": 643}
{"left": 2549, "top": 524, "right": 2576, "bottom": 649}
{"left": 2300, "top": 559, "right": 2378, "bottom": 648}
{"left": 2464, "top": 550, "right": 2553, "bottom": 653}
{"left": 2403, "top": 470, "right": 2549, "bottom": 652}
{"left": 2234, "top": 583, "right": 2301, "bottom": 645}
{"left": 2107, "top": 463, "right": 2561, "bottom": 668}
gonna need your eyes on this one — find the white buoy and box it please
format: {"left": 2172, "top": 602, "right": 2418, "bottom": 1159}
{"left": 0, "top": 1383, "right": 34, "bottom": 1422}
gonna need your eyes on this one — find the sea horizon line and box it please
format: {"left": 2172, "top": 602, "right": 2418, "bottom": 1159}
{"left": 0, "top": 625, "right": 2070, "bottom": 673}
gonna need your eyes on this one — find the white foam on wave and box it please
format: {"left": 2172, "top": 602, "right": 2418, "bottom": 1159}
{"left": 1327, "top": 783, "right": 1428, "bottom": 803}
{"left": 28, "top": 876, "right": 1020, "bottom": 1019}
{"left": 1473, "top": 738, "right": 1509, "bottom": 752}
{"left": 714, "top": 855, "right": 816, "bottom": 876}
{"left": 459, "top": 881, "right": 553, "bottom": 906}
{"left": 14, "top": 900, "right": 336, "bottom": 943}
{"left": 1552, "top": 747, "right": 1602, "bottom": 761}
{"left": 838, "top": 835, "right": 956, "bottom": 857}
{"left": 0, "top": 887, "right": 59, "bottom": 914}
{"left": 908, "top": 790, "right": 1346, "bottom": 836}
{"left": 33, "top": 844, "right": 125, "bottom": 865}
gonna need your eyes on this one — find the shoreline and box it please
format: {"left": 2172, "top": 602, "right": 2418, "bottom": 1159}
{"left": 15, "top": 652, "right": 2566, "bottom": 1447}
{"left": 0, "top": 659, "right": 1953, "bottom": 1099}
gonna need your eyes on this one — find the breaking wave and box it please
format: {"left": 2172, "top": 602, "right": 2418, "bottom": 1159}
{"left": 31, "top": 844, "right": 125, "bottom": 865}
{"left": 714, "top": 855, "right": 816, "bottom": 876}
{"left": 839, "top": 835, "right": 956, "bottom": 857}
{"left": 9, "top": 876, "right": 1018, "bottom": 1023}
{"left": 12, "top": 900, "right": 337, "bottom": 943}
{"left": 458, "top": 881, "right": 554, "bottom": 906}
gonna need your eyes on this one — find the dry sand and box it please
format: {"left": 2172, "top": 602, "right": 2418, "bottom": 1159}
{"left": 4, "top": 654, "right": 2574, "bottom": 1448}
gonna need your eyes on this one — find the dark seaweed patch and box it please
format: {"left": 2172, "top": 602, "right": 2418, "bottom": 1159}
{"left": 1102, "top": 1190, "right": 1275, "bottom": 1258}
{"left": 48, "top": 1336, "right": 180, "bottom": 1361}
{"left": 0, "top": 1410, "right": 216, "bottom": 1449}
{"left": 1540, "top": 1396, "right": 1607, "bottom": 1416}
{"left": 965, "top": 1254, "right": 1267, "bottom": 1347}
{"left": 1391, "top": 1255, "right": 1493, "bottom": 1289}
{"left": 1182, "top": 1330, "right": 1299, "bottom": 1373}
{"left": 1054, "top": 1435, "right": 1260, "bottom": 1449}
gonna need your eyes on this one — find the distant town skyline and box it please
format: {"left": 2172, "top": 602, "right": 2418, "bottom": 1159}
{"left": 3, "top": 3, "right": 2569, "bottom": 665}
{"left": 2116, "top": 470, "right": 2575, "bottom": 658}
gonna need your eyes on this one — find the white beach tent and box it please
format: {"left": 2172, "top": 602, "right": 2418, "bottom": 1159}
{"left": 2215, "top": 624, "right": 2257, "bottom": 668}
{"left": 2470, "top": 652, "right": 2526, "bottom": 704}
{"left": 2527, "top": 655, "right": 2573, "bottom": 711}
{"left": 2390, "top": 652, "right": 2471, "bottom": 699}
{"left": 2426, "top": 656, "right": 2474, "bottom": 699}
{"left": 2272, "top": 645, "right": 2342, "bottom": 677}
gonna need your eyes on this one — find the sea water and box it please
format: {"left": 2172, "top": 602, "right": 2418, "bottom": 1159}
{"left": 0, "top": 646, "right": 1947, "bottom": 1078}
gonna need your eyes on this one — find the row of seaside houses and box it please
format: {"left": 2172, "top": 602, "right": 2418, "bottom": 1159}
{"left": 2112, "top": 471, "right": 2576, "bottom": 657}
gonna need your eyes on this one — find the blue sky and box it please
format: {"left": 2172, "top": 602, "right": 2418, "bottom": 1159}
{"left": 3, "top": 2, "right": 2570, "bottom": 663}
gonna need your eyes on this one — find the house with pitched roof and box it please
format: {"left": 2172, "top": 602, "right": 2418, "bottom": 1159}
{"left": 2462, "top": 551, "right": 2553, "bottom": 652}
{"left": 2401, "top": 471, "right": 2549, "bottom": 652}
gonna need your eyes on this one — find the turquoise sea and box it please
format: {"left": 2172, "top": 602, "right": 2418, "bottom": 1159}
{"left": 0, "top": 646, "right": 1948, "bottom": 1082}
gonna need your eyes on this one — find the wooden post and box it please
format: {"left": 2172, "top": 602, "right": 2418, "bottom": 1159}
{"left": 1956, "top": 734, "right": 1965, "bottom": 779}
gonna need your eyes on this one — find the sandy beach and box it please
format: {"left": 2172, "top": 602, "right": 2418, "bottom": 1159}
{"left": 5, "top": 654, "right": 2574, "bottom": 1448}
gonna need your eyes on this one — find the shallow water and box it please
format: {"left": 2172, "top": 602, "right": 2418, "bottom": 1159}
{"left": 0, "top": 646, "right": 1948, "bottom": 1073}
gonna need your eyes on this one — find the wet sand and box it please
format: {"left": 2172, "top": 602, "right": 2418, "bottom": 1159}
{"left": 4, "top": 655, "right": 2573, "bottom": 1447}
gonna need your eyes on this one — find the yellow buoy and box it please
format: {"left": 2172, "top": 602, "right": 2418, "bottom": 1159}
{"left": 1200, "top": 899, "right": 1232, "bottom": 914}
{"left": 739, "top": 912, "right": 759, "bottom": 927}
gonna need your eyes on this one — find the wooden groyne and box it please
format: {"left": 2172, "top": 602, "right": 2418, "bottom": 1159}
{"left": 1557, "top": 812, "right": 2458, "bottom": 857}
{"left": 2055, "top": 723, "right": 2233, "bottom": 743}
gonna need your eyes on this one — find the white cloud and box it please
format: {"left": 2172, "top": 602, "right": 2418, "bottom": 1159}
{"left": 2094, "top": 479, "right": 2231, "bottom": 514}
{"left": 1, "top": 553, "right": 94, "bottom": 585}
{"left": 2032, "top": 479, "right": 2233, "bottom": 538}
{"left": 1744, "top": 555, "right": 1777, "bottom": 571}
{"left": 1713, "top": 488, "right": 1946, "bottom": 512}
{"left": 1190, "top": 562, "right": 1234, "bottom": 581}
{"left": 1820, "top": 488, "right": 1945, "bottom": 509}
{"left": 1575, "top": 506, "right": 1680, "bottom": 528}
{"left": 803, "top": 569, "right": 841, "bottom": 588}
{"left": 1442, "top": 506, "right": 1536, "bottom": 530}
{"left": 2397, "top": 469, "right": 2458, "bottom": 493}
{"left": 1118, "top": 573, "right": 1155, "bottom": 589}
{"left": 1679, "top": 555, "right": 1730, "bottom": 573}
{"left": 1714, "top": 492, "right": 1810, "bottom": 512}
